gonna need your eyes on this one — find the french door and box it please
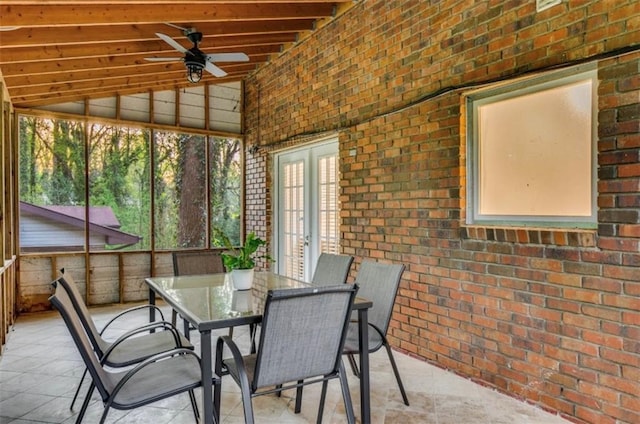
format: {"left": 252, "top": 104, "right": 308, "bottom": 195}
{"left": 274, "top": 139, "right": 340, "bottom": 281}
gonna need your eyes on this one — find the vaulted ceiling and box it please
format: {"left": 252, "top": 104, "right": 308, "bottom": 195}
{"left": 0, "top": 1, "right": 356, "bottom": 109}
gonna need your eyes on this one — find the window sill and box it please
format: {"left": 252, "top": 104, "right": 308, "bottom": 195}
{"left": 461, "top": 225, "right": 597, "bottom": 247}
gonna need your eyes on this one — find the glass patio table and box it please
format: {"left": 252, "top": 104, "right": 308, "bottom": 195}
{"left": 145, "top": 271, "right": 373, "bottom": 424}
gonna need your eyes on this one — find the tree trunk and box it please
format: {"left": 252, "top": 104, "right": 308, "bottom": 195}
{"left": 177, "top": 135, "right": 206, "bottom": 247}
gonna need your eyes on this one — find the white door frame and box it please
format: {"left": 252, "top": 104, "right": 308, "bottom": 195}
{"left": 272, "top": 137, "right": 339, "bottom": 281}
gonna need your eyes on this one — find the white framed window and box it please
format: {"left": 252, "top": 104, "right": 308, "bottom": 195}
{"left": 465, "top": 64, "right": 598, "bottom": 228}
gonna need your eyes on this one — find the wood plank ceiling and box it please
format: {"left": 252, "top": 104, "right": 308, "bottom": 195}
{"left": 0, "top": 1, "right": 355, "bottom": 108}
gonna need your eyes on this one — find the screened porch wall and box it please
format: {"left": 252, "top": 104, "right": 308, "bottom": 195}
{"left": 18, "top": 251, "right": 173, "bottom": 312}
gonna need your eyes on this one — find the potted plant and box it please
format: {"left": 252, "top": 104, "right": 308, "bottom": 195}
{"left": 220, "top": 231, "right": 273, "bottom": 290}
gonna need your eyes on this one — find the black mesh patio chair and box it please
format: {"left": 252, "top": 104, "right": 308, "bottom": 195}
{"left": 310, "top": 253, "right": 354, "bottom": 286}
{"left": 172, "top": 250, "right": 226, "bottom": 331}
{"left": 56, "top": 270, "right": 192, "bottom": 411}
{"left": 344, "top": 261, "right": 410, "bottom": 405}
{"left": 173, "top": 250, "right": 226, "bottom": 277}
{"left": 215, "top": 284, "right": 359, "bottom": 424}
{"left": 49, "top": 280, "right": 204, "bottom": 424}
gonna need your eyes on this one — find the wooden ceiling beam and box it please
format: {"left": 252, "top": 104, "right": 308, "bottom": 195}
{"left": 3, "top": 0, "right": 342, "bottom": 4}
{"left": 0, "top": 20, "right": 316, "bottom": 48}
{"left": 0, "top": 38, "right": 288, "bottom": 63}
{"left": 0, "top": 47, "right": 269, "bottom": 76}
{"left": 0, "top": 3, "right": 337, "bottom": 27}
{"left": 9, "top": 66, "right": 254, "bottom": 98}
{"left": 3, "top": 56, "right": 269, "bottom": 88}
{"left": 10, "top": 72, "right": 247, "bottom": 107}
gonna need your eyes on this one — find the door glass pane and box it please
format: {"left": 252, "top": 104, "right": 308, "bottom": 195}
{"left": 282, "top": 160, "right": 305, "bottom": 280}
{"left": 318, "top": 154, "right": 339, "bottom": 254}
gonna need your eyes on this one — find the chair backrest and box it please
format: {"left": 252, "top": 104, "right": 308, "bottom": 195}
{"left": 49, "top": 280, "right": 112, "bottom": 401}
{"left": 57, "top": 269, "right": 109, "bottom": 357}
{"left": 310, "top": 253, "right": 354, "bottom": 286}
{"left": 173, "top": 251, "right": 225, "bottom": 276}
{"left": 252, "top": 284, "right": 358, "bottom": 389}
{"left": 353, "top": 261, "right": 405, "bottom": 335}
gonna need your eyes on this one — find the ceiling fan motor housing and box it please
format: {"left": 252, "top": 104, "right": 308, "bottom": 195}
{"left": 186, "top": 31, "right": 203, "bottom": 45}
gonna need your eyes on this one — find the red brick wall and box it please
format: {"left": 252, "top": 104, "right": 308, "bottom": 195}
{"left": 243, "top": 1, "right": 640, "bottom": 423}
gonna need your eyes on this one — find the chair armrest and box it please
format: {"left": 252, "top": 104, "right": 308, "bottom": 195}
{"left": 110, "top": 348, "right": 202, "bottom": 396}
{"left": 215, "top": 335, "right": 253, "bottom": 394}
{"left": 367, "top": 322, "right": 386, "bottom": 339}
{"left": 350, "top": 319, "right": 385, "bottom": 339}
{"left": 100, "top": 321, "right": 187, "bottom": 365}
{"left": 99, "top": 304, "right": 166, "bottom": 336}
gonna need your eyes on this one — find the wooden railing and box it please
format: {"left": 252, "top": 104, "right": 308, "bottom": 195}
{"left": 1, "top": 258, "right": 16, "bottom": 355}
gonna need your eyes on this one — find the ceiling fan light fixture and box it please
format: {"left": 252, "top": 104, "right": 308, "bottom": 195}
{"left": 185, "top": 56, "right": 205, "bottom": 83}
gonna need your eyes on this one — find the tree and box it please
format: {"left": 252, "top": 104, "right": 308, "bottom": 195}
{"left": 176, "top": 134, "right": 206, "bottom": 248}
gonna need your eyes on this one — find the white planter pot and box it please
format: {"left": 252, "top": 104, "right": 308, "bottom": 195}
{"left": 231, "top": 268, "right": 254, "bottom": 290}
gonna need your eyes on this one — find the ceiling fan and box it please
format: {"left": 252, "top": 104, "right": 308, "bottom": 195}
{"left": 146, "top": 26, "right": 249, "bottom": 83}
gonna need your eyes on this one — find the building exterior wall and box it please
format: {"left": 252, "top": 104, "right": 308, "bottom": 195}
{"left": 19, "top": 215, "right": 102, "bottom": 250}
{"left": 243, "top": 1, "right": 640, "bottom": 423}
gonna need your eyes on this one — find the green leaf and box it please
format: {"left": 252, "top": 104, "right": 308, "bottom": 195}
{"left": 219, "top": 231, "right": 274, "bottom": 271}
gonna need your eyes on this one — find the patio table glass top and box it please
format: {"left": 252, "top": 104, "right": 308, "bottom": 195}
{"left": 145, "top": 272, "right": 321, "bottom": 330}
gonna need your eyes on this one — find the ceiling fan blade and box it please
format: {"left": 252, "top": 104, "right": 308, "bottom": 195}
{"left": 155, "top": 32, "right": 190, "bottom": 55}
{"left": 205, "top": 61, "right": 227, "bottom": 77}
{"left": 145, "top": 57, "right": 183, "bottom": 62}
{"left": 205, "top": 52, "right": 249, "bottom": 63}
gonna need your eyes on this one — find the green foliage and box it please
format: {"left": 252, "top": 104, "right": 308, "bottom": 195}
{"left": 18, "top": 117, "right": 86, "bottom": 207}
{"left": 90, "top": 124, "right": 150, "bottom": 250}
{"left": 18, "top": 115, "right": 241, "bottom": 253}
{"left": 219, "top": 231, "right": 274, "bottom": 271}
{"left": 210, "top": 137, "right": 241, "bottom": 247}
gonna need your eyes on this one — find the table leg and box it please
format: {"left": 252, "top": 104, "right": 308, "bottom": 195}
{"left": 148, "top": 288, "right": 156, "bottom": 331}
{"left": 357, "top": 308, "right": 370, "bottom": 424}
{"left": 183, "top": 318, "right": 191, "bottom": 341}
{"left": 201, "top": 330, "right": 214, "bottom": 424}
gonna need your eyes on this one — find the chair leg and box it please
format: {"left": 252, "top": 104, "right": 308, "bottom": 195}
{"left": 294, "top": 380, "right": 303, "bottom": 413}
{"left": 75, "top": 381, "right": 94, "bottom": 424}
{"left": 249, "top": 323, "right": 257, "bottom": 354}
{"left": 82, "top": 375, "right": 97, "bottom": 402}
{"left": 70, "top": 367, "right": 88, "bottom": 409}
{"left": 99, "top": 405, "right": 111, "bottom": 424}
{"left": 188, "top": 389, "right": 200, "bottom": 421}
{"left": 317, "top": 380, "right": 328, "bottom": 424}
{"left": 232, "top": 360, "right": 255, "bottom": 424}
{"left": 338, "top": 362, "right": 356, "bottom": 424}
{"left": 347, "top": 353, "right": 360, "bottom": 377}
{"left": 228, "top": 326, "right": 234, "bottom": 338}
{"left": 384, "top": 341, "right": 410, "bottom": 406}
{"left": 241, "top": 389, "right": 255, "bottom": 424}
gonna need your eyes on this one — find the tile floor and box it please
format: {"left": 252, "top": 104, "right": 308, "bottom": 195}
{"left": 0, "top": 303, "right": 572, "bottom": 424}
